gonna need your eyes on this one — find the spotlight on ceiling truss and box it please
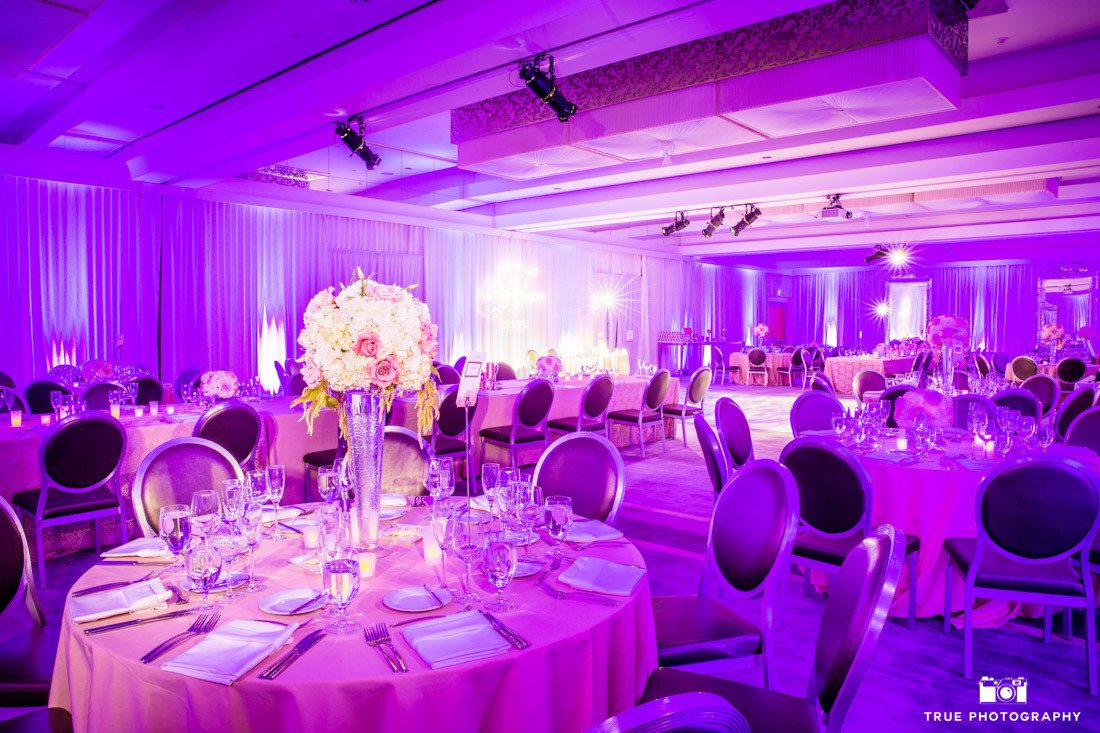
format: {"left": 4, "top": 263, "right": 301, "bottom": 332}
{"left": 661, "top": 211, "right": 690, "bottom": 236}
{"left": 701, "top": 208, "right": 725, "bottom": 238}
{"left": 819, "top": 193, "right": 854, "bottom": 221}
{"left": 335, "top": 115, "right": 382, "bottom": 169}
{"left": 730, "top": 205, "right": 761, "bottom": 236}
{"left": 519, "top": 54, "right": 577, "bottom": 122}
{"left": 865, "top": 244, "right": 890, "bottom": 263}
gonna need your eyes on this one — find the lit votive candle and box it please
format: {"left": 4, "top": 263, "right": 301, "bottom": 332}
{"left": 165, "top": 405, "right": 175, "bottom": 416}
{"left": 10, "top": 410, "right": 22, "bottom": 428}
{"left": 149, "top": 401, "right": 159, "bottom": 416}
{"left": 40, "top": 415, "right": 51, "bottom": 426}
{"left": 896, "top": 432, "right": 908, "bottom": 452}
{"left": 301, "top": 524, "right": 320, "bottom": 551}
{"left": 984, "top": 440, "right": 995, "bottom": 459}
{"left": 422, "top": 527, "right": 442, "bottom": 568}
{"left": 359, "top": 552, "right": 377, "bottom": 578}
{"left": 109, "top": 404, "right": 121, "bottom": 419}
{"left": 134, "top": 406, "right": 145, "bottom": 418}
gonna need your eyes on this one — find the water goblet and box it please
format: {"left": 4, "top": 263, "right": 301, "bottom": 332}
{"left": 210, "top": 529, "right": 247, "bottom": 603}
{"left": 220, "top": 479, "right": 246, "bottom": 524}
{"left": 186, "top": 544, "right": 223, "bottom": 611}
{"left": 545, "top": 495, "right": 573, "bottom": 558}
{"left": 190, "top": 489, "right": 221, "bottom": 543}
{"left": 159, "top": 504, "right": 191, "bottom": 576}
{"left": 831, "top": 414, "right": 845, "bottom": 441}
{"left": 483, "top": 533, "right": 518, "bottom": 612}
{"left": 49, "top": 390, "right": 63, "bottom": 418}
{"left": 481, "top": 462, "right": 501, "bottom": 520}
{"left": 0, "top": 387, "right": 12, "bottom": 413}
{"left": 1037, "top": 425, "right": 1054, "bottom": 452}
{"left": 517, "top": 483, "right": 544, "bottom": 562}
{"left": 323, "top": 548, "right": 361, "bottom": 636}
{"left": 240, "top": 503, "right": 267, "bottom": 594}
{"left": 1015, "top": 415, "right": 1037, "bottom": 447}
{"left": 452, "top": 516, "right": 484, "bottom": 606}
{"left": 317, "top": 467, "right": 342, "bottom": 504}
{"left": 266, "top": 465, "right": 287, "bottom": 541}
{"left": 431, "top": 500, "right": 456, "bottom": 591}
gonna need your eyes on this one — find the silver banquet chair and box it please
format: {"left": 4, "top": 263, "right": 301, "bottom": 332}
{"left": 132, "top": 437, "right": 243, "bottom": 537}
{"left": 193, "top": 400, "right": 263, "bottom": 468}
{"left": 586, "top": 692, "right": 749, "bottom": 733}
{"left": 694, "top": 414, "right": 727, "bottom": 495}
{"left": 788, "top": 391, "right": 844, "bottom": 438}
{"left": 81, "top": 380, "right": 124, "bottom": 410}
{"left": 129, "top": 376, "right": 164, "bottom": 406}
{"left": 546, "top": 373, "right": 614, "bottom": 437}
{"left": 1065, "top": 407, "right": 1100, "bottom": 455}
{"left": 531, "top": 432, "right": 625, "bottom": 524}
{"left": 12, "top": 413, "right": 129, "bottom": 586}
{"left": 714, "top": 397, "right": 754, "bottom": 476}
{"left": 607, "top": 369, "right": 672, "bottom": 457}
{"left": 23, "top": 379, "right": 71, "bottom": 415}
{"left": 381, "top": 426, "right": 434, "bottom": 497}
{"left": 478, "top": 378, "right": 554, "bottom": 468}
{"left": 1055, "top": 389, "right": 1097, "bottom": 441}
{"left": 661, "top": 367, "right": 713, "bottom": 447}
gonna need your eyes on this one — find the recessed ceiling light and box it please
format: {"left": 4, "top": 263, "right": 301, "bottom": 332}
{"left": 761, "top": 155, "right": 772, "bottom": 160}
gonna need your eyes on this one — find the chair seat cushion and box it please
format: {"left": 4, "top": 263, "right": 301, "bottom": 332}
{"left": 660, "top": 404, "right": 701, "bottom": 417}
{"left": 12, "top": 487, "right": 119, "bottom": 520}
{"left": 546, "top": 417, "right": 606, "bottom": 433}
{"left": 944, "top": 538, "right": 1086, "bottom": 596}
{"left": 303, "top": 449, "right": 338, "bottom": 468}
{"left": 643, "top": 667, "right": 818, "bottom": 733}
{"left": 0, "top": 624, "right": 60, "bottom": 706}
{"left": 0, "top": 709, "right": 73, "bottom": 733}
{"left": 478, "top": 425, "right": 546, "bottom": 444}
{"left": 793, "top": 531, "right": 919, "bottom": 566}
{"left": 652, "top": 595, "right": 762, "bottom": 666}
{"left": 432, "top": 436, "right": 467, "bottom": 455}
{"left": 607, "top": 409, "right": 663, "bottom": 423}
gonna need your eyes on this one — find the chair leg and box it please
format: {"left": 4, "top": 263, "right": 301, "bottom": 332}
{"left": 802, "top": 566, "right": 813, "bottom": 597}
{"left": 908, "top": 551, "right": 918, "bottom": 630}
{"left": 774, "top": 563, "right": 788, "bottom": 632}
{"left": 1064, "top": 607, "right": 1073, "bottom": 641}
{"left": 304, "top": 465, "right": 312, "bottom": 500}
{"left": 660, "top": 417, "right": 668, "bottom": 453}
{"left": 35, "top": 523, "right": 47, "bottom": 588}
{"left": 1043, "top": 605, "right": 1053, "bottom": 644}
{"left": 680, "top": 416, "right": 688, "bottom": 448}
{"left": 1086, "top": 603, "right": 1097, "bottom": 696}
{"left": 943, "top": 561, "right": 952, "bottom": 633}
{"left": 963, "top": 584, "right": 974, "bottom": 679}
{"left": 638, "top": 419, "right": 646, "bottom": 457}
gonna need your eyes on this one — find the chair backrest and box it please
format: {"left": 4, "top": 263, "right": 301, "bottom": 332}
{"left": 992, "top": 388, "right": 1042, "bottom": 419}
{"left": 852, "top": 370, "right": 886, "bottom": 403}
{"left": 1056, "top": 357, "right": 1087, "bottom": 385}
{"left": 1065, "top": 407, "right": 1100, "bottom": 454}
{"left": 286, "top": 373, "right": 306, "bottom": 397}
{"left": 496, "top": 362, "right": 517, "bottom": 381}
{"left": 810, "top": 374, "right": 834, "bottom": 394}
{"left": 1020, "top": 374, "right": 1059, "bottom": 415}
{"left": 780, "top": 437, "right": 871, "bottom": 537}
{"left": 880, "top": 384, "right": 918, "bottom": 428}
{"left": 747, "top": 348, "right": 766, "bottom": 367}
{"left": 23, "top": 379, "right": 71, "bottom": 414}
{"left": 381, "top": 426, "right": 434, "bottom": 496}
{"left": 129, "top": 376, "right": 164, "bottom": 405}
{"left": 952, "top": 393, "right": 997, "bottom": 430}
{"left": 533, "top": 432, "right": 625, "bottom": 524}
{"left": 990, "top": 352, "right": 1009, "bottom": 375}
{"left": 790, "top": 349, "right": 804, "bottom": 368}
{"left": 284, "top": 359, "right": 301, "bottom": 377}
{"left": 710, "top": 346, "right": 725, "bottom": 370}
{"left": 789, "top": 391, "right": 844, "bottom": 437}
{"left": 1057, "top": 389, "right": 1097, "bottom": 441}
{"left": 274, "top": 360, "right": 287, "bottom": 389}
{"left": 0, "top": 497, "right": 44, "bottom": 624}
{"left": 581, "top": 374, "right": 615, "bottom": 421}
{"left": 643, "top": 369, "right": 672, "bottom": 412}
{"left": 1010, "top": 355, "right": 1037, "bottom": 382}
{"left": 175, "top": 367, "right": 201, "bottom": 397}
{"left": 693, "top": 414, "right": 726, "bottom": 495}
{"left": 811, "top": 525, "right": 905, "bottom": 733}
{"left": 132, "top": 437, "right": 243, "bottom": 536}
{"left": 513, "top": 378, "right": 555, "bottom": 431}
{"left": 685, "top": 367, "right": 713, "bottom": 406}
{"left": 193, "top": 400, "right": 262, "bottom": 465}
{"left": 453, "top": 356, "right": 466, "bottom": 373}
{"left": 0, "top": 371, "right": 15, "bottom": 389}
{"left": 0, "top": 391, "right": 26, "bottom": 413}
{"left": 976, "top": 458, "right": 1100, "bottom": 564}
{"left": 81, "top": 380, "right": 124, "bottom": 410}
{"left": 436, "top": 364, "right": 461, "bottom": 385}
{"left": 974, "top": 353, "right": 991, "bottom": 378}
{"left": 704, "top": 460, "right": 799, "bottom": 600}
{"left": 585, "top": 692, "right": 749, "bottom": 733}
{"left": 40, "top": 412, "right": 126, "bottom": 494}
{"left": 715, "top": 397, "right": 754, "bottom": 473}
{"left": 435, "top": 385, "right": 477, "bottom": 439}
{"left": 526, "top": 349, "right": 540, "bottom": 370}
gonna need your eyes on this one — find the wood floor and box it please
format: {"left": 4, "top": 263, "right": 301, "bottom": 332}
{"left": 5, "top": 383, "right": 1099, "bottom": 731}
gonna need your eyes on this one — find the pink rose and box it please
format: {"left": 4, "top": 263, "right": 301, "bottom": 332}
{"left": 301, "top": 361, "right": 321, "bottom": 386}
{"left": 353, "top": 333, "right": 381, "bottom": 358}
{"left": 419, "top": 322, "right": 438, "bottom": 356}
{"left": 369, "top": 356, "right": 400, "bottom": 388}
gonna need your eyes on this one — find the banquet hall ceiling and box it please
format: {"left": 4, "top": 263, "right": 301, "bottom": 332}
{"left": 1, "top": 0, "right": 1099, "bottom": 264}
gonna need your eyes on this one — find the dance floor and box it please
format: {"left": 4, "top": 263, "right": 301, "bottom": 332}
{"left": 8, "top": 383, "right": 1099, "bottom": 731}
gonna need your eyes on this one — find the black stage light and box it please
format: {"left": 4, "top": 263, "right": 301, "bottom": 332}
{"left": 336, "top": 119, "right": 382, "bottom": 169}
{"left": 865, "top": 244, "right": 889, "bottom": 263}
{"left": 701, "top": 208, "right": 725, "bottom": 238}
{"left": 519, "top": 55, "right": 577, "bottom": 122}
{"left": 731, "top": 205, "right": 761, "bottom": 236}
{"left": 661, "top": 211, "right": 690, "bottom": 236}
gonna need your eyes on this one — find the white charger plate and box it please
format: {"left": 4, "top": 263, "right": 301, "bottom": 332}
{"left": 259, "top": 587, "right": 327, "bottom": 615}
{"left": 382, "top": 585, "right": 452, "bottom": 612}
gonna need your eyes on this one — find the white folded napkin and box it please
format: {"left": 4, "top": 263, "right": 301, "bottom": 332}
{"left": 262, "top": 507, "right": 301, "bottom": 524}
{"left": 70, "top": 579, "right": 173, "bottom": 623}
{"left": 864, "top": 451, "right": 913, "bottom": 465}
{"left": 565, "top": 519, "right": 624, "bottom": 544}
{"left": 469, "top": 495, "right": 492, "bottom": 513}
{"left": 101, "top": 537, "right": 172, "bottom": 560}
{"left": 557, "top": 556, "right": 645, "bottom": 597}
{"left": 288, "top": 553, "right": 322, "bottom": 574}
{"left": 381, "top": 494, "right": 408, "bottom": 508}
{"left": 400, "top": 610, "right": 510, "bottom": 669}
{"left": 956, "top": 457, "right": 1000, "bottom": 472}
{"left": 162, "top": 619, "right": 298, "bottom": 685}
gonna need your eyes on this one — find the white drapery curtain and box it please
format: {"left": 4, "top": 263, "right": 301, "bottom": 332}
{"left": 888, "top": 280, "right": 928, "bottom": 340}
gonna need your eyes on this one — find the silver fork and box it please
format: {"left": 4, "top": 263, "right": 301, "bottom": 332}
{"left": 537, "top": 584, "right": 621, "bottom": 607}
{"left": 364, "top": 624, "right": 404, "bottom": 672}
{"left": 140, "top": 612, "right": 220, "bottom": 664}
{"left": 373, "top": 623, "right": 409, "bottom": 672}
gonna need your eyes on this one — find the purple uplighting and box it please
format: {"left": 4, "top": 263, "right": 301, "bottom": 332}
{"left": 2, "top": 1, "right": 1100, "bottom": 731}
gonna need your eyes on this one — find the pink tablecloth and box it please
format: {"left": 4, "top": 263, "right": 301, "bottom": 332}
{"left": 728, "top": 352, "right": 792, "bottom": 386}
{"left": 824, "top": 356, "right": 915, "bottom": 395}
{"left": 51, "top": 505, "right": 657, "bottom": 733}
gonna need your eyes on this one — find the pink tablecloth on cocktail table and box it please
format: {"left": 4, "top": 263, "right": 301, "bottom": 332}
{"left": 824, "top": 356, "right": 915, "bottom": 395}
{"left": 51, "top": 506, "right": 657, "bottom": 733}
{"left": 728, "top": 352, "right": 792, "bottom": 386}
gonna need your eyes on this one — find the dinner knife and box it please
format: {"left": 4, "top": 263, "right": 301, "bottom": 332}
{"left": 259, "top": 629, "right": 327, "bottom": 680}
{"left": 287, "top": 592, "right": 325, "bottom": 615}
{"left": 84, "top": 609, "right": 194, "bottom": 636}
{"left": 480, "top": 611, "right": 530, "bottom": 649}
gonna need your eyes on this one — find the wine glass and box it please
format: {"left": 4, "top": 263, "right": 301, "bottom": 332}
{"left": 159, "top": 504, "right": 191, "bottom": 576}
{"left": 186, "top": 544, "right": 223, "bottom": 611}
{"left": 481, "top": 462, "right": 501, "bottom": 520}
{"left": 1037, "top": 424, "right": 1054, "bottom": 452}
{"left": 240, "top": 502, "right": 266, "bottom": 594}
{"left": 831, "top": 414, "right": 845, "bottom": 440}
{"left": 1, "top": 387, "right": 13, "bottom": 412}
{"left": 545, "top": 495, "right": 573, "bottom": 558}
{"left": 190, "top": 489, "right": 221, "bottom": 543}
{"left": 317, "top": 467, "right": 341, "bottom": 504}
{"left": 452, "top": 516, "right": 484, "bottom": 607}
{"left": 266, "top": 465, "right": 287, "bottom": 541}
{"left": 49, "top": 390, "right": 63, "bottom": 418}
{"left": 517, "top": 483, "right": 544, "bottom": 562}
{"left": 437, "top": 458, "right": 455, "bottom": 501}
{"left": 432, "top": 500, "right": 456, "bottom": 591}
{"left": 483, "top": 533, "right": 518, "bottom": 612}
{"left": 319, "top": 504, "right": 352, "bottom": 562}
{"left": 210, "top": 529, "right": 247, "bottom": 603}
{"left": 220, "top": 479, "right": 246, "bottom": 524}
{"left": 1015, "top": 415, "right": 1037, "bottom": 447}
{"left": 323, "top": 547, "right": 361, "bottom": 636}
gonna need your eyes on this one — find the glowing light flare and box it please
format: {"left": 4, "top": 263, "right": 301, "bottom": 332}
{"left": 871, "top": 300, "right": 892, "bottom": 320}
{"left": 257, "top": 307, "right": 287, "bottom": 394}
{"left": 887, "top": 245, "right": 910, "bottom": 269}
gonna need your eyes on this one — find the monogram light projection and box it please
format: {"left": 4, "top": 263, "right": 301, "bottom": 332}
{"left": 476, "top": 263, "right": 543, "bottom": 332}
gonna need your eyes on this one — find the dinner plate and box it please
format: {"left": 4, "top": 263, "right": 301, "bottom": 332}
{"left": 380, "top": 506, "right": 407, "bottom": 522}
{"left": 258, "top": 587, "right": 327, "bottom": 615}
{"left": 262, "top": 507, "right": 303, "bottom": 524}
{"left": 382, "top": 585, "right": 453, "bottom": 612}
{"left": 181, "top": 571, "right": 248, "bottom": 593}
{"left": 514, "top": 560, "right": 543, "bottom": 578}
{"left": 283, "top": 517, "right": 318, "bottom": 532}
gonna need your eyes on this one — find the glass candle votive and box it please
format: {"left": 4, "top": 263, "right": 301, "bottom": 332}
{"left": 301, "top": 524, "right": 320, "bottom": 551}
{"left": 359, "top": 551, "right": 377, "bottom": 578}
{"left": 149, "top": 401, "right": 159, "bottom": 416}
{"left": 896, "top": 431, "right": 908, "bottom": 452}
{"left": 10, "top": 410, "right": 22, "bottom": 428}
{"left": 40, "top": 415, "right": 51, "bottom": 426}
{"left": 109, "top": 404, "right": 121, "bottom": 418}
{"left": 134, "top": 406, "right": 145, "bottom": 418}
{"left": 165, "top": 405, "right": 175, "bottom": 416}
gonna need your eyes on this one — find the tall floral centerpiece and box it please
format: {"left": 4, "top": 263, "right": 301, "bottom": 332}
{"left": 753, "top": 323, "right": 769, "bottom": 346}
{"left": 1040, "top": 323, "right": 1065, "bottom": 362}
{"left": 295, "top": 272, "right": 440, "bottom": 551}
{"left": 200, "top": 370, "right": 239, "bottom": 401}
{"left": 926, "top": 315, "right": 970, "bottom": 392}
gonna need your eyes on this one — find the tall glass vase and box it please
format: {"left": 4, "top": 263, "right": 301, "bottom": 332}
{"left": 344, "top": 390, "right": 384, "bottom": 552}
{"left": 942, "top": 344, "right": 955, "bottom": 394}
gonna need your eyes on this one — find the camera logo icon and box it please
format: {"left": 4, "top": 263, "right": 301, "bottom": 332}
{"left": 979, "top": 676, "right": 1027, "bottom": 704}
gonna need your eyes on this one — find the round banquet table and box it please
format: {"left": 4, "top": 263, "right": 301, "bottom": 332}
{"left": 727, "top": 352, "right": 792, "bottom": 385}
{"left": 802, "top": 433, "right": 1100, "bottom": 628}
{"left": 50, "top": 505, "right": 657, "bottom": 733}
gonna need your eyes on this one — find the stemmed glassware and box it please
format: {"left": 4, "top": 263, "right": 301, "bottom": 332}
{"left": 1015, "top": 415, "right": 1037, "bottom": 448}
{"left": 452, "top": 516, "right": 483, "bottom": 607}
{"left": 481, "top": 462, "right": 501, "bottom": 520}
{"left": 266, "top": 465, "right": 286, "bottom": 541}
{"left": 428, "top": 457, "right": 455, "bottom": 507}
{"left": 49, "top": 390, "right": 63, "bottom": 419}
{"left": 431, "top": 500, "right": 456, "bottom": 591}
{"left": 211, "top": 529, "right": 247, "bottom": 603}
{"left": 0, "top": 387, "right": 12, "bottom": 413}
{"left": 1036, "top": 424, "right": 1054, "bottom": 452}
{"left": 317, "top": 467, "right": 342, "bottom": 504}
{"left": 322, "top": 546, "right": 361, "bottom": 636}
{"left": 189, "top": 490, "right": 221, "bottom": 544}
{"left": 240, "top": 502, "right": 266, "bottom": 594}
{"left": 482, "top": 532, "right": 518, "bottom": 612}
{"left": 544, "top": 495, "right": 573, "bottom": 558}
{"left": 159, "top": 504, "right": 191, "bottom": 576}
{"left": 517, "top": 483, "right": 544, "bottom": 562}
{"left": 186, "top": 544, "right": 223, "bottom": 611}
{"left": 220, "top": 479, "right": 246, "bottom": 525}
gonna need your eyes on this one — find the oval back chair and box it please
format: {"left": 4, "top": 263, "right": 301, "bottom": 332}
{"left": 380, "top": 426, "right": 434, "bottom": 497}
{"left": 193, "top": 400, "right": 263, "bottom": 467}
{"left": 132, "top": 437, "right": 243, "bottom": 537}
{"left": 129, "top": 376, "right": 164, "bottom": 405}
{"left": 1020, "top": 374, "right": 1059, "bottom": 416}
{"left": 992, "top": 388, "right": 1042, "bottom": 420}
{"left": 852, "top": 370, "right": 886, "bottom": 406}
{"left": 23, "top": 379, "right": 71, "bottom": 415}
{"left": 1056, "top": 388, "right": 1097, "bottom": 441}
{"left": 436, "top": 364, "right": 461, "bottom": 385}
{"left": 789, "top": 391, "right": 844, "bottom": 437}
{"left": 1065, "top": 407, "right": 1100, "bottom": 455}
{"left": 952, "top": 393, "right": 997, "bottom": 430}
{"left": 608, "top": 369, "right": 671, "bottom": 457}
{"left": 532, "top": 432, "right": 625, "bottom": 524}
{"left": 1009, "top": 356, "right": 1038, "bottom": 383}
{"left": 693, "top": 414, "right": 726, "bottom": 495}
{"left": 478, "top": 378, "right": 554, "bottom": 467}
{"left": 548, "top": 374, "right": 613, "bottom": 435}
{"left": 715, "top": 397, "right": 754, "bottom": 474}
{"left": 662, "top": 367, "right": 712, "bottom": 447}
{"left": 81, "top": 381, "right": 123, "bottom": 410}
{"left": 881, "top": 384, "right": 918, "bottom": 428}
{"left": 495, "top": 362, "right": 518, "bottom": 381}
{"left": 1056, "top": 357, "right": 1088, "bottom": 387}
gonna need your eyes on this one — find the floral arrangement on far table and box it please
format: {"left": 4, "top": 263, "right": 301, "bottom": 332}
{"left": 895, "top": 389, "right": 953, "bottom": 429}
{"left": 753, "top": 323, "right": 769, "bottom": 339}
{"left": 200, "top": 370, "right": 240, "bottom": 400}
{"left": 1040, "top": 323, "right": 1065, "bottom": 347}
{"left": 535, "top": 354, "right": 562, "bottom": 381}
{"left": 294, "top": 272, "right": 440, "bottom": 437}
{"left": 926, "top": 315, "right": 970, "bottom": 350}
